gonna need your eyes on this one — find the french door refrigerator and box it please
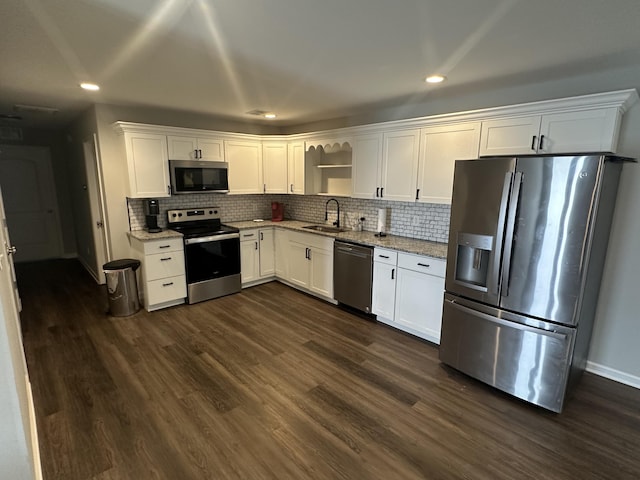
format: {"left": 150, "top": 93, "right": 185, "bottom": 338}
{"left": 439, "top": 154, "right": 631, "bottom": 412}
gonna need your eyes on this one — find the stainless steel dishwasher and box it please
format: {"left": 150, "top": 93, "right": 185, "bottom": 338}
{"left": 333, "top": 241, "right": 373, "bottom": 313}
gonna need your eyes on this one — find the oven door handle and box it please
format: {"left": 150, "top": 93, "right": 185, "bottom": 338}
{"left": 184, "top": 233, "right": 240, "bottom": 245}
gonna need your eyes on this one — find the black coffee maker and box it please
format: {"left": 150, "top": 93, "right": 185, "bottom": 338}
{"left": 144, "top": 199, "right": 162, "bottom": 233}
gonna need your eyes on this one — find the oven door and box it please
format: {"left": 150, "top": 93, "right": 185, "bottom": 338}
{"left": 184, "top": 233, "right": 240, "bottom": 283}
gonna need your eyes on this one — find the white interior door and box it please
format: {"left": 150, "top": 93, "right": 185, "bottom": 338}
{"left": 0, "top": 145, "right": 63, "bottom": 262}
{"left": 0, "top": 185, "right": 42, "bottom": 479}
{"left": 83, "top": 135, "right": 109, "bottom": 283}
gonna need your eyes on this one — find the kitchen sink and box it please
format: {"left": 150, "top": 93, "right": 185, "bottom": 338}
{"left": 302, "top": 225, "right": 346, "bottom": 233}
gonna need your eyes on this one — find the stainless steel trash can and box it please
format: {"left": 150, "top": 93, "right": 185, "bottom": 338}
{"left": 103, "top": 259, "right": 141, "bottom": 316}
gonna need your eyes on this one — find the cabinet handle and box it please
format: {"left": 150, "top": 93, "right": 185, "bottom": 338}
{"left": 379, "top": 255, "right": 389, "bottom": 259}
{"left": 168, "top": 185, "right": 171, "bottom": 195}
{"left": 380, "top": 187, "right": 384, "bottom": 198}
{"left": 539, "top": 135, "right": 545, "bottom": 150}
{"left": 199, "top": 149, "right": 203, "bottom": 158}
{"left": 417, "top": 262, "right": 430, "bottom": 268}
{"left": 255, "top": 241, "right": 258, "bottom": 250}
{"left": 416, "top": 188, "right": 420, "bottom": 200}
{"left": 391, "top": 268, "right": 395, "bottom": 280}
{"left": 162, "top": 282, "right": 174, "bottom": 287}
{"left": 263, "top": 184, "right": 266, "bottom": 193}
{"left": 531, "top": 135, "right": 537, "bottom": 151}
{"left": 290, "top": 183, "right": 294, "bottom": 193}
{"left": 308, "top": 248, "right": 311, "bottom": 260}
{"left": 376, "top": 187, "right": 379, "bottom": 198}
{"left": 243, "top": 233, "right": 255, "bottom": 238}
{"left": 160, "top": 257, "right": 172, "bottom": 261}
{"left": 159, "top": 245, "right": 171, "bottom": 249}
{"left": 260, "top": 232, "right": 263, "bottom": 240}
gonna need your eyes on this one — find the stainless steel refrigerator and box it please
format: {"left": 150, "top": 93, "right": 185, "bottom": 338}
{"left": 439, "top": 154, "right": 632, "bottom": 412}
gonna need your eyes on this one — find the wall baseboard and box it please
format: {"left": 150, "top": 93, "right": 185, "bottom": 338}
{"left": 586, "top": 361, "right": 640, "bottom": 389}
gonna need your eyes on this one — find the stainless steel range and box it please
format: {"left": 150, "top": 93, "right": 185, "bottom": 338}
{"left": 167, "top": 207, "right": 241, "bottom": 304}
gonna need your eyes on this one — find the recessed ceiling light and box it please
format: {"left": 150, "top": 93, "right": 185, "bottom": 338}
{"left": 425, "top": 75, "right": 446, "bottom": 84}
{"left": 264, "top": 113, "right": 277, "bottom": 119}
{"left": 80, "top": 82, "right": 100, "bottom": 91}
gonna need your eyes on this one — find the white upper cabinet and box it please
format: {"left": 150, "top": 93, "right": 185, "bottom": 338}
{"left": 538, "top": 108, "right": 621, "bottom": 153}
{"left": 479, "top": 107, "right": 622, "bottom": 156}
{"left": 478, "top": 115, "right": 541, "bottom": 156}
{"left": 225, "top": 140, "right": 263, "bottom": 194}
{"left": 120, "top": 131, "right": 170, "bottom": 198}
{"left": 167, "top": 135, "right": 224, "bottom": 161}
{"left": 262, "top": 141, "right": 289, "bottom": 194}
{"left": 351, "top": 133, "right": 383, "bottom": 199}
{"left": 287, "top": 141, "right": 305, "bottom": 194}
{"left": 380, "top": 129, "right": 421, "bottom": 202}
{"left": 417, "top": 122, "right": 480, "bottom": 204}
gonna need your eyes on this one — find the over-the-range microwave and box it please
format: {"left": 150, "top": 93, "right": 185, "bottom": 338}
{"left": 169, "top": 159, "right": 229, "bottom": 194}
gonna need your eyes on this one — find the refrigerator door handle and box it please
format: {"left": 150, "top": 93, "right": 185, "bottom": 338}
{"left": 445, "top": 298, "right": 567, "bottom": 341}
{"left": 489, "top": 172, "right": 513, "bottom": 295}
{"left": 501, "top": 171, "right": 523, "bottom": 297}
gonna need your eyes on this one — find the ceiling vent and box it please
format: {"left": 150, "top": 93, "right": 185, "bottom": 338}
{"left": 13, "top": 104, "right": 59, "bottom": 115}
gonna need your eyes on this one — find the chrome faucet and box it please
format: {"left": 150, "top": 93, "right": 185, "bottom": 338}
{"left": 325, "top": 198, "right": 340, "bottom": 228}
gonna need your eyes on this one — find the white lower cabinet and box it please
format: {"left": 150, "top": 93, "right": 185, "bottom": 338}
{"left": 286, "top": 231, "right": 334, "bottom": 299}
{"left": 240, "top": 228, "right": 275, "bottom": 286}
{"left": 372, "top": 248, "right": 398, "bottom": 320}
{"left": 275, "top": 228, "right": 289, "bottom": 278}
{"left": 372, "top": 247, "right": 445, "bottom": 344}
{"left": 130, "top": 237, "right": 187, "bottom": 312}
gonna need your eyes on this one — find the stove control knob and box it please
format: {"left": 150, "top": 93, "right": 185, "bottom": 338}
{"left": 209, "top": 210, "right": 213, "bottom": 214}
{"left": 178, "top": 213, "right": 183, "bottom": 217}
{"left": 171, "top": 213, "right": 177, "bottom": 218}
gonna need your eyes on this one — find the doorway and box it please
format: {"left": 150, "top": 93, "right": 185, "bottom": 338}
{"left": 0, "top": 145, "right": 63, "bottom": 262}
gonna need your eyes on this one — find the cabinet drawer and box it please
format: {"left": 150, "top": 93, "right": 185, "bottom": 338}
{"left": 147, "top": 275, "right": 187, "bottom": 305}
{"left": 142, "top": 238, "right": 183, "bottom": 255}
{"left": 373, "top": 248, "right": 397, "bottom": 265}
{"left": 144, "top": 250, "right": 185, "bottom": 281}
{"left": 397, "top": 253, "right": 446, "bottom": 277}
{"left": 240, "top": 229, "right": 259, "bottom": 242}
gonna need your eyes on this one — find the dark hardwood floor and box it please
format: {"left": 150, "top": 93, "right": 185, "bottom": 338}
{"left": 17, "top": 259, "right": 640, "bottom": 480}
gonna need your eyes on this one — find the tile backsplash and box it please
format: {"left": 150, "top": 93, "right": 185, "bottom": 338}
{"left": 128, "top": 194, "right": 451, "bottom": 243}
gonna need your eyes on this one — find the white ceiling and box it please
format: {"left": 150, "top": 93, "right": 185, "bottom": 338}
{"left": 2, "top": 0, "right": 640, "bottom": 129}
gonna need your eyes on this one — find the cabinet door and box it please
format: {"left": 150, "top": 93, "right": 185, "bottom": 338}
{"left": 167, "top": 135, "right": 198, "bottom": 160}
{"left": 124, "top": 132, "right": 170, "bottom": 198}
{"left": 259, "top": 229, "right": 275, "bottom": 277}
{"left": 263, "top": 142, "right": 289, "bottom": 194}
{"left": 226, "top": 140, "right": 263, "bottom": 194}
{"left": 352, "top": 133, "right": 382, "bottom": 199}
{"left": 288, "top": 241, "right": 309, "bottom": 288}
{"left": 287, "top": 142, "right": 305, "bottom": 194}
{"left": 198, "top": 137, "right": 224, "bottom": 161}
{"left": 240, "top": 238, "right": 260, "bottom": 284}
{"left": 309, "top": 246, "right": 333, "bottom": 298}
{"left": 394, "top": 268, "right": 444, "bottom": 344}
{"left": 479, "top": 116, "right": 541, "bottom": 156}
{"left": 539, "top": 108, "right": 620, "bottom": 154}
{"left": 417, "top": 122, "right": 480, "bottom": 204}
{"left": 275, "top": 228, "right": 289, "bottom": 279}
{"left": 372, "top": 262, "right": 396, "bottom": 320}
{"left": 381, "top": 129, "right": 421, "bottom": 202}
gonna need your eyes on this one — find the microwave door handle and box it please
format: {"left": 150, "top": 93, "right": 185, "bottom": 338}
{"left": 488, "top": 172, "right": 513, "bottom": 296}
{"left": 500, "top": 171, "right": 523, "bottom": 297}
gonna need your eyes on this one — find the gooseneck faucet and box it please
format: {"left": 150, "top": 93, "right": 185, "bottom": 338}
{"left": 325, "top": 198, "right": 340, "bottom": 229}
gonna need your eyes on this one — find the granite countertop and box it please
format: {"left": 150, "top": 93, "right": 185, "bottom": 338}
{"left": 128, "top": 229, "right": 183, "bottom": 241}
{"left": 225, "top": 220, "right": 448, "bottom": 259}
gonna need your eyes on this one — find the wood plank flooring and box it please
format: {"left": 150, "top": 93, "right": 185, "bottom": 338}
{"left": 17, "top": 259, "right": 640, "bottom": 480}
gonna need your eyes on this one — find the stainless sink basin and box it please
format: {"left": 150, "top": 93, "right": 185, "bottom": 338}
{"left": 302, "top": 225, "right": 346, "bottom": 233}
